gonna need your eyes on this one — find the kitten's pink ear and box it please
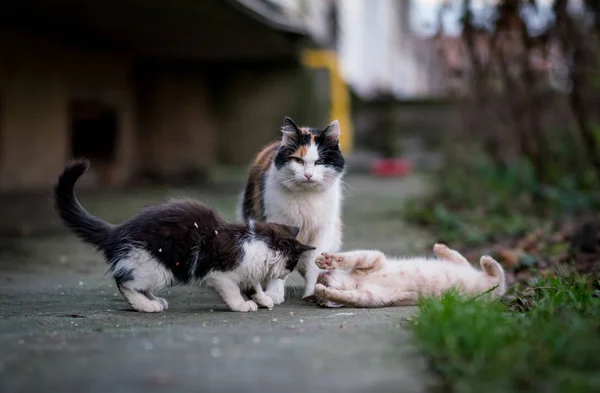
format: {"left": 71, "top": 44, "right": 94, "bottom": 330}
{"left": 322, "top": 120, "right": 341, "bottom": 143}
{"left": 281, "top": 117, "right": 301, "bottom": 145}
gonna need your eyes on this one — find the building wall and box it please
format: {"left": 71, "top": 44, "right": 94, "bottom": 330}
{"left": 215, "top": 64, "right": 326, "bottom": 166}
{"left": 135, "top": 65, "right": 216, "bottom": 180}
{"left": 0, "top": 29, "right": 136, "bottom": 191}
{"left": 0, "top": 30, "right": 219, "bottom": 191}
{"left": 0, "top": 30, "right": 315, "bottom": 191}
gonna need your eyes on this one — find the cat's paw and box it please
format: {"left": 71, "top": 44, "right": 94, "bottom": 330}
{"left": 314, "top": 283, "right": 328, "bottom": 296}
{"left": 302, "top": 294, "right": 318, "bottom": 303}
{"left": 315, "top": 253, "right": 333, "bottom": 269}
{"left": 253, "top": 295, "right": 275, "bottom": 310}
{"left": 231, "top": 300, "right": 259, "bottom": 312}
{"left": 319, "top": 299, "right": 345, "bottom": 308}
{"left": 154, "top": 297, "right": 169, "bottom": 310}
{"left": 433, "top": 243, "right": 455, "bottom": 260}
{"left": 264, "top": 289, "right": 285, "bottom": 305}
{"left": 135, "top": 300, "right": 165, "bottom": 313}
{"left": 314, "top": 286, "right": 346, "bottom": 308}
{"left": 433, "top": 243, "right": 449, "bottom": 253}
{"left": 315, "top": 253, "right": 344, "bottom": 270}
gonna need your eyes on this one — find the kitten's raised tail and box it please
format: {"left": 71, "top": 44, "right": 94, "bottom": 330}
{"left": 54, "top": 159, "right": 114, "bottom": 249}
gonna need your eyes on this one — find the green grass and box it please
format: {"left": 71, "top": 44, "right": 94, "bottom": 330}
{"left": 403, "top": 155, "right": 600, "bottom": 247}
{"left": 412, "top": 273, "right": 600, "bottom": 393}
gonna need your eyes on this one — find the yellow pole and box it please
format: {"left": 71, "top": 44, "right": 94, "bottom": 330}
{"left": 301, "top": 49, "right": 353, "bottom": 154}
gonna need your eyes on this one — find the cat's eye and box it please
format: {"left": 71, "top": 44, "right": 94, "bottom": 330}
{"left": 315, "top": 159, "right": 324, "bottom": 165}
{"left": 290, "top": 157, "right": 304, "bottom": 164}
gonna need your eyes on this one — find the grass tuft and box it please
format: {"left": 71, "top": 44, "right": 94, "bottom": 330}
{"left": 412, "top": 274, "right": 600, "bottom": 393}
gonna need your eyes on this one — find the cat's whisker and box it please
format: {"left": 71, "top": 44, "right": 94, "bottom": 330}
{"left": 288, "top": 284, "right": 299, "bottom": 299}
{"left": 339, "top": 180, "right": 357, "bottom": 195}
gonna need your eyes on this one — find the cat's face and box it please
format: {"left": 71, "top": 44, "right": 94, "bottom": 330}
{"left": 273, "top": 117, "right": 345, "bottom": 191}
{"left": 253, "top": 221, "right": 315, "bottom": 277}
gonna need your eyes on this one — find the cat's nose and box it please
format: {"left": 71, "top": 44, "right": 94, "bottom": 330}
{"left": 304, "top": 173, "right": 313, "bottom": 180}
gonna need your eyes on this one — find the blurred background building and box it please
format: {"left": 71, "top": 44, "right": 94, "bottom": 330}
{"left": 0, "top": 0, "right": 449, "bottom": 192}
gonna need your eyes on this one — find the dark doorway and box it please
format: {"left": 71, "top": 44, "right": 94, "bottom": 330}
{"left": 70, "top": 100, "right": 118, "bottom": 161}
{"left": 69, "top": 100, "right": 119, "bottom": 184}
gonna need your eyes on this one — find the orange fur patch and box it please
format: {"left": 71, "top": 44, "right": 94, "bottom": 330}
{"left": 253, "top": 142, "right": 279, "bottom": 170}
{"left": 243, "top": 142, "right": 279, "bottom": 220}
{"left": 293, "top": 145, "right": 307, "bottom": 157}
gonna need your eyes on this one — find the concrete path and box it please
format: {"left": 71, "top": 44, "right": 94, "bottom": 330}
{"left": 0, "top": 175, "right": 434, "bottom": 393}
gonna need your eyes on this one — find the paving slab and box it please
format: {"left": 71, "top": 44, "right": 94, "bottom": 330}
{"left": 0, "top": 174, "right": 435, "bottom": 393}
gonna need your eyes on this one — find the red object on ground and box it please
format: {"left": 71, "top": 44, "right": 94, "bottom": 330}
{"left": 370, "top": 158, "right": 414, "bottom": 177}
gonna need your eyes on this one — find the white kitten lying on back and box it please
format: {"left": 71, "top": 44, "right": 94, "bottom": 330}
{"left": 314, "top": 244, "right": 506, "bottom": 308}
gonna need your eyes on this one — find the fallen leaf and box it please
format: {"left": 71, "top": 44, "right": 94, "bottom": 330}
{"left": 497, "top": 248, "right": 520, "bottom": 268}
{"left": 516, "top": 229, "right": 543, "bottom": 252}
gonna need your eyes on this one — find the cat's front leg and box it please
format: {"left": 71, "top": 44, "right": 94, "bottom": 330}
{"left": 264, "top": 279, "right": 286, "bottom": 305}
{"left": 210, "top": 276, "right": 258, "bottom": 312}
{"left": 297, "top": 248, "right": 321, "bottom": 300}
{"left": 251, "top": 283, "right": 275, "bottom": 310}
{"left": 315, "top": 284, "right": 416, "bottom": 307}
{"left": 316, "top": 250, "right": 386, "bottom": 272}
{"left": 297, "top": 225, "right": 339, "bottom": 301}
{"left": 266, "top": 250, "right": 322, "bottom": 302}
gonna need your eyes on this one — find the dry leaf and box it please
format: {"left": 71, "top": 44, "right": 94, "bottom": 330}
{"left": 516, "top": 229, "right": 543, "bottom": 252}
{"left": 498, "top": 248, "right": 520, "bottom": 268}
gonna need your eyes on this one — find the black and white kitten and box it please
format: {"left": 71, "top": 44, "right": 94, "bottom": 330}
{"left": 54, "top": 159, "right": 315, "bottom": 313}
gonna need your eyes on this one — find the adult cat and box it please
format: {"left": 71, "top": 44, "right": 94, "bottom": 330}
{"left": 240, "top": 117, "right": 346, "bottom": 303}
{"left": 314, "top": 244, "right": 506, "bottom": 307}
{"left": 54, "top": 159, "right": 315, "bottom": 312}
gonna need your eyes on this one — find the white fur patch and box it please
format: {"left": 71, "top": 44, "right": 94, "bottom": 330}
{"left": 112, "top": 248, "right": 174, "bottom": 312}
{"left": 202, "top": 238, "right": 291, "bottom": 312}
{"left": 203, "top": 239, "right": 287, "bottom": 289}
{"left": 113, "top": 248, "right": 174, "bottom": 291}
{"left": 262, "top": 143, "right": 344, "bottom": 299}
{"left": 316, "top": 249, "right": 506, "bottom": 308}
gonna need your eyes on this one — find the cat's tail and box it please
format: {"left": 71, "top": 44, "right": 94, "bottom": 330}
{"left": 54, "top": 159, "right": 114, "bottom": 249}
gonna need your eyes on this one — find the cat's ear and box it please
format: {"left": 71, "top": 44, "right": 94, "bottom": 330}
{"left": 283, "top": 225, "right": 300, "bottom": 238}
{"left": 297, "top": 243, "right": 317, "bottom": 254}
{"left": 322, "top": 120, "right": 341, "bottom": 144}
{"left": 281, "top": 117, "right": 301, "bottom": 145}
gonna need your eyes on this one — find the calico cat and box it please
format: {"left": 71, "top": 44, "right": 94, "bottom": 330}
{"left": 54, "top": 159, "right": 315, "bottom": 313}
{"left": 313, "top": 244, "right": 506, "bottom": 308}
{"left": 240, "top": 117, "right": 345, "bottom": 303}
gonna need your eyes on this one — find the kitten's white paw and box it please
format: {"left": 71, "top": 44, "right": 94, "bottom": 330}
{"left": 314, "top": 285, "right": 345, "bottom": 307}
{"left": 433, "top": 243, "right": 449, "bottom": 253}
{"left": 232, "top": 300, "right": 258, "bottom": 312}
{"left": 480, "top": 256, "right": 502, "bottom": 276}
{"left": 135, "top": 300, "right": 165, "bottom": 313}
{"left": 264, "top": 289, "right": 285, "bottom": 305}
{"left": 315, "top": 253, "right": 344, "bottom": 270}
{"left": 252, "top": 294, "right": 275, "bottom": 309}
{"left": 315, "top": 253, "right": 333, "bottom": 269}
{"left": 314, "top": 283, "right": 328, "bottom": 296}
{"left": 155, "top": 297, "right": 169, "bottom": 310}
{"left": 322, "top": 300, "right": 345, "bottom": 308}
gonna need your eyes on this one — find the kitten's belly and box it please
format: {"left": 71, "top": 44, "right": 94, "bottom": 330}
{"left": 370, "top": 263, "right": 480, "bottom": 294}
